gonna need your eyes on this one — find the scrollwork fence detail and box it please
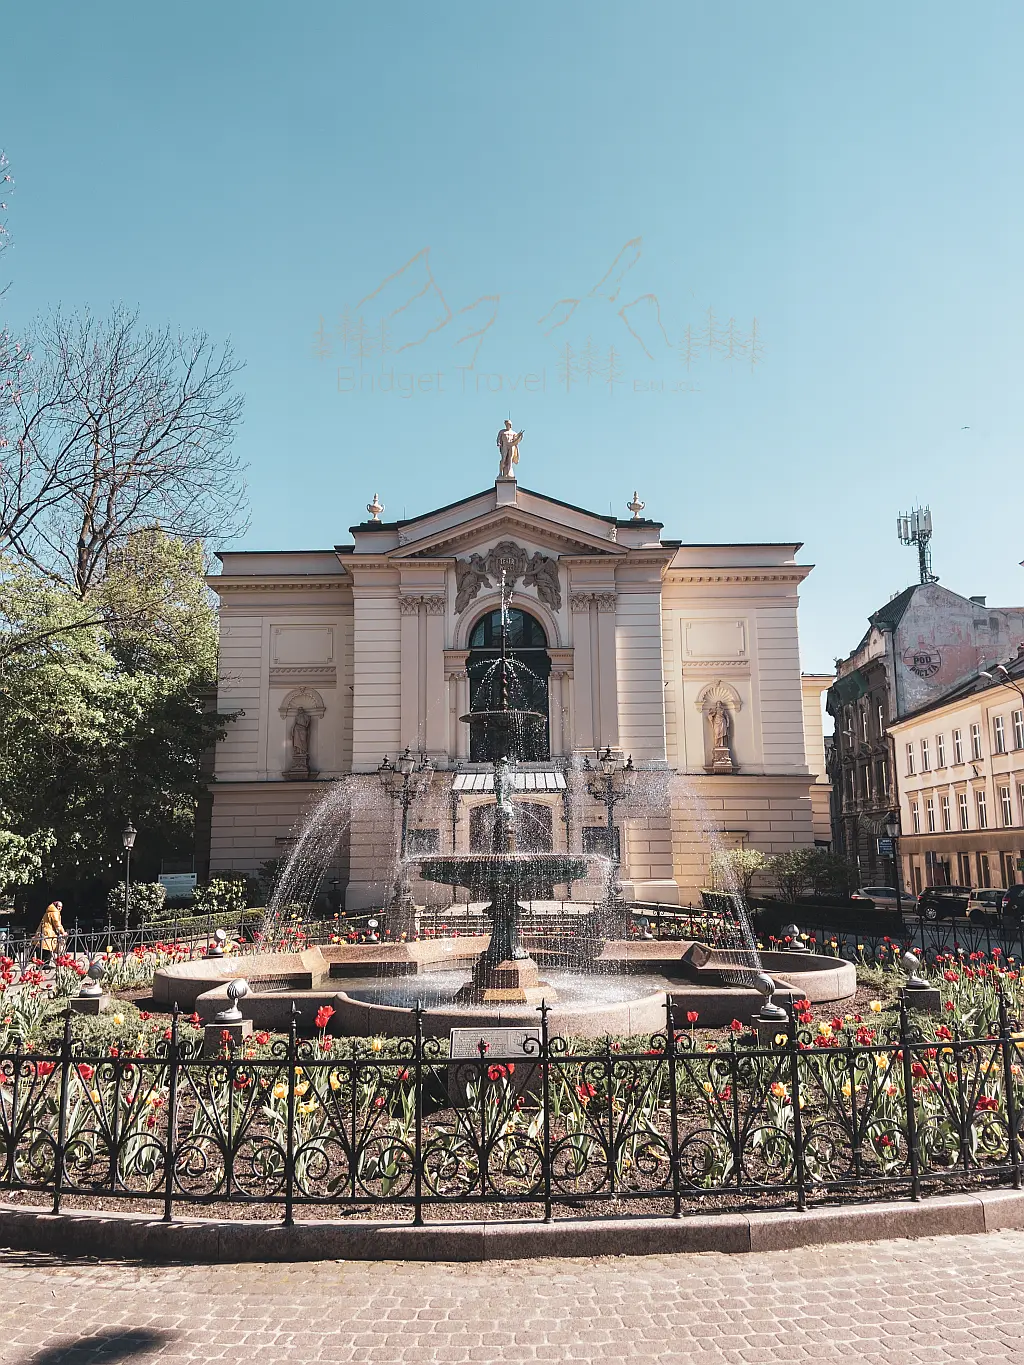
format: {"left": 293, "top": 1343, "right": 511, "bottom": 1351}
{"left": 1, "top": 998, "right": 1022, "bottom": 1225}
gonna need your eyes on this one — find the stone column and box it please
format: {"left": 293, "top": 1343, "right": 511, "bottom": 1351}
{"left": 423, "top": 596, "right": 447, "bottom": 758}
{"left": 569, "top": 594, "right": 596, "bottom": 751}
{"left": 548, "top": 648, "right": 574, "bottom": 757}
{"left": 595, "top": 592, "right": 619, "bottom": 752}
{"left": 444, "top": 650, "right": 470, "bottom": 761}
{"left": 399, "top": 595, "right": 421, "bottom": 750}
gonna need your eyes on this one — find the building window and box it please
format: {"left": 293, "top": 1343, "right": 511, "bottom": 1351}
{"left": 921, "top": 738, "right": 931, "bottom": 771}
{"left": 911, "top": 802, "right": 921, "bottom": 834}
{"left": 957, "top": 851, "right": 972, "bottom": 885}
{"left": 941, "top": 794, "right": 952, "bottom": 831}
{"left": 1014, "top": 709, "right": 1024, "bottom": 751}
{"left": 994, "top": 716, "right": 1007, "bottom": 755}
{"left": 1020, "top": 783, "right": 1024, "bottom": 825}
{"left": 976, "top": 789, "right": 989, "bottom": 829}
{"left": 926, "top": 797, "right": 936, "bottom": 832}
{"left": 952, "top": 729, "right": 964, "bottom": 764}
{"left": 845, "top": 769, "right": 855, "bottom": 802}
{"left": 906, "top": 743, "right": 915, "bottom": 776}
{"left": 1000, "top": 852, "right": 1015, "bottom": 887}
{"left": 936, "top": 734, "right": 946, "bottom": 768}
{"left": 875, "top": 759, "right": 887, "bottom": 800}
{"left": 861, "top": 706, "right": 869, "bottom": 742}
{"left": 877, "top": 703, "right": 885, "bottom": 736}
{"left": 912, "top": 863, "right": 923, "bottom": 894}
{"left": 1001, "top": 786, "right": 1014, "bottom": 828}
{"left": 958, "top": 791, "right": 970, "bottom": 830}
{"left": 977, "top": 852, "right": 991, "bottom": 889}
{"left": 971, "top": 723, "right": 983, "bottom": 760}
{"left": 468, "top": 608, "right": 550, "bottom": 761}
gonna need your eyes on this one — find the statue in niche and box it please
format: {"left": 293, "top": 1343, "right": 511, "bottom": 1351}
{"left": 287, "top": 708, "right": 311, "bottom": 778}
{"left": 496, "top": 420, "right": 524, "bottom": 478}
{"left": 524, "top": 550, "right": 561, "bottom": 611}
{"left": 455, "top": 553, "right": 492, "bottom": 613}
{"left": 705, "top": 700, "right": 736, "bottom": 774}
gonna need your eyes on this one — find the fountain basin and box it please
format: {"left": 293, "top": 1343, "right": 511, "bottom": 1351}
{"left": 418, "top": 851, "right": 589, "bottom": 897}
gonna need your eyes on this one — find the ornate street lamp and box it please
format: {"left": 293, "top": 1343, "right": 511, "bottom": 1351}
{"left": 884, "top": 810, "right": 903, "bottom": 917}
{"left": 377, "top": 749, "right": 433, "bottom": 937}
{"left": 121, "top": 820, "right": 137, "bottom": 934}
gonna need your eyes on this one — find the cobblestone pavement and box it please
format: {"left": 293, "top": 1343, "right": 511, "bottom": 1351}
{"left": 0, "top": 1231, "right": 1022, "bottom": 1364}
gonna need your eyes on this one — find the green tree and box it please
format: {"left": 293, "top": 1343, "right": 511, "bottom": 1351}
{"left": 0, "top": 531, "right": 232, "bottom": 886}
{"left": 0, "top": 810, "right": 54, "bottom": 898}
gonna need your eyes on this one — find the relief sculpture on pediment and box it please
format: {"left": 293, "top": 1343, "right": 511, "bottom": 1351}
{"left": 523, "top": 550, "right": 561, "bottom": 610}
{"left": 454, "top": 540, "right": 561, "bottom": 614}
{"left": 455, "top": 553, "right": 492, "bottom": 613}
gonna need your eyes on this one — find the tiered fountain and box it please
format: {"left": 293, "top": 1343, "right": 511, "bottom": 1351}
{"left": 418, "top": 582, "right": 588, "bottom": 1004}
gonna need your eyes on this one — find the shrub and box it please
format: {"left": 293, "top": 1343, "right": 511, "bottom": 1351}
{"left": 767, "top": 849, "right": 814, "bottom": 902}
{"left": 804, "top": 849, "right": 856, "bottom": 900}
{"left": 106, "top": 880, "right": 166, "bottom": 927}
{"left": 709, "top": 848, "right": 767, "bottom": 898}
{"left": 192, "top": 875, "right": 248, "bottom": 918}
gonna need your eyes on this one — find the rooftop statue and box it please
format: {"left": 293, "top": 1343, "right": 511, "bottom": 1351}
{"left": 496, "top": 419, "right": 524, "bottom": 478}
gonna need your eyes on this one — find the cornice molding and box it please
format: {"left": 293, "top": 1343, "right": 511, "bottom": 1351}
{"left": 269, "top": 666, "right": 338, "bottom": 688}
{"left": 391, "top": 507, "right": 628, "bottom": 560}
{"left": 212, "top": 578, "right": 351, "bottom": 594}
{"left": 665, "top": 570, "right": 810, "bottom": 585}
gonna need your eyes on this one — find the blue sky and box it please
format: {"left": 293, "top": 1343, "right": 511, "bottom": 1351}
{"left": 3, "top": 2, "right": 1022, "bottom": 673}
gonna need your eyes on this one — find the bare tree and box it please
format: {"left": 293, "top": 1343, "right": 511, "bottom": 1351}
{"left": 1, "top": 305, "right": 247, "bottom": 595}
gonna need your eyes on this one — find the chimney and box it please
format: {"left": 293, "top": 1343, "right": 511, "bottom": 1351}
{"left": 970, "top": 595, "right": 986, "bottom": 606}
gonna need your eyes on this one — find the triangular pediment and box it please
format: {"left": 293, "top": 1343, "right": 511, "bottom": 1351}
{"left": 390, "top": 506, "right": 627, "bottom": 559}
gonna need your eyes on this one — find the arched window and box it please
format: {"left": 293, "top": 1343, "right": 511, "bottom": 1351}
{"left": 467, "top": 608, "right": 551, "bottom": 761}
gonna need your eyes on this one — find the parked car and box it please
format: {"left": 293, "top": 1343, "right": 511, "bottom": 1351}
{"left": 965, "top": 888, "right": 1006, "bottom": 921}
{"left": 915, "top": 886, "right": 972, "bottom": 921}
{"left": 1000, "top": 885, "right": 1024, "bottom": 921}
{"left": 852, "top": 886, "right": 903, "bottom": 912}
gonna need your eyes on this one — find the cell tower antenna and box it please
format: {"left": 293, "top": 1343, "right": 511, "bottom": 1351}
{"left": 896, "top": 505, "right": 938, "bottom": 584}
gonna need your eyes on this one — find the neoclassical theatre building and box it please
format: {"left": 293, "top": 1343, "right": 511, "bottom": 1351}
{"left": 203, "top": 451, "right": 828, "bottom": 909}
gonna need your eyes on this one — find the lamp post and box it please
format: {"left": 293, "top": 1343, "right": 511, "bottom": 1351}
{"left": 377, "top": 748, "right": 433, "bottom": 938}
{"left": 884, "top": 810, "right": 903, "bottom": 917}
{"left": 121, "top": 820, "right": 137, "bottom": 935}
{"left": 583, "top": 748, "right": 635, "bottom": 935}
{"left": 980, "top": 664, "right": 1024, "bottom": 710}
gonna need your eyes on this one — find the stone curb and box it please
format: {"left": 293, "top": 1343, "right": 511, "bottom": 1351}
{"left": 2, "top": 1189, "right": 1024, "bottom": 1263}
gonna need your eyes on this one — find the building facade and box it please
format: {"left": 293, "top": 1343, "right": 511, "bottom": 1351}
{"left": 205, "top": 467, "right": 823, "bottom": 908}
{"left": 801, "top": 674, "right": 834, "bottom": 847}
{"left": 827, "top": 584, "right": 1024, "bottom": 886}
{"left": 888, "top": 649, "right": 1024, "bottom": 893}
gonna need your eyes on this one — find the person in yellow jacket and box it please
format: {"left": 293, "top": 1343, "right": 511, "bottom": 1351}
{"left": 35, "top": 901, "right": 66, "bottom": 964}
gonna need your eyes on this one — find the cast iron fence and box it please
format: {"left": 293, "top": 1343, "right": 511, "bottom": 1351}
{"left": 2, "top": 995, "right": 1023, "bottom": 1225}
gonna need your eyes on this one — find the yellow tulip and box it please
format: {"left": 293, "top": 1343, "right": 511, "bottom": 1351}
{"left": 869, "top": 1000, "right": 883, "bottom": 1014}
{"left": 112, "top": 1013, "right": 125, "bottom": 1026}
{"left": 272, "top": 1081, "right": 287, "bottom": 1100}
